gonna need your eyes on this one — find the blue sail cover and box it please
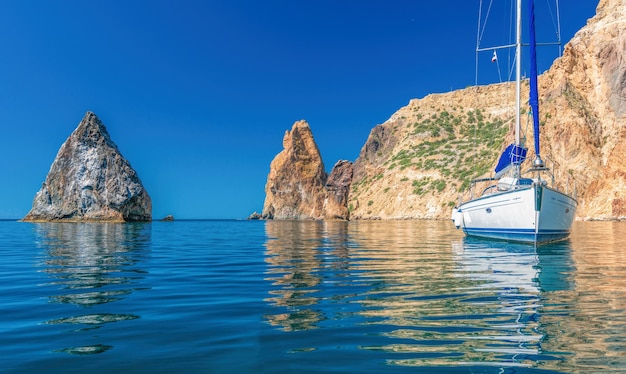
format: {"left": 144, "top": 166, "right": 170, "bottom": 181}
{"left": 494, "top": 143, "right": 527, "bottom": 177}
{"left": 528, "top": 0, "right": 541, "bottom": 157}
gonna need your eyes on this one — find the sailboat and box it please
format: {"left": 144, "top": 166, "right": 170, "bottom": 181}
{"left": 451, "top": 0, "right": 577, "bottom": 244}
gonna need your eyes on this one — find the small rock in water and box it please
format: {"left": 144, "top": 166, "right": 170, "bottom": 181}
{"left": 247, "top": 211, "right": 262, "bottom": 220}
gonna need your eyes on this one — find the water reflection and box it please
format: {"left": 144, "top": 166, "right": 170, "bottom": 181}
{"left": 446, "top": 238, "right": 573, "bottom": 368}
{"left": 263, "top": 220, "right": 468, "bottom": 333}
{"left": 263, "top": 220, "right": 626, "bottom": 371}
{"left": 346, "top": 222, "right": 557, "bottom": 368}
{"left": 263, "top": 220, "right": 351, "bottom": 331}
{"left": 543, "top": 222, "right": 626, "bottom": 372}
{"left": 33, "top": 222, "right": 150, "bottom": 354}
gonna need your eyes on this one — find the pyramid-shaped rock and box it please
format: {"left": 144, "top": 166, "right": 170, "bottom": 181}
{"left": 23, "top": 112, "right": 152, "bottom": 222}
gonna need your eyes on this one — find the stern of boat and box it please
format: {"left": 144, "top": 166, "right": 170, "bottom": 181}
{"left": 451, "top": 207, "right": 464, "bottom": 229}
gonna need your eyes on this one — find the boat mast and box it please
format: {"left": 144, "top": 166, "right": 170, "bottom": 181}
{"left": 528, "top": 0, "right": 545, "bottom": 169}
{"left": 514, "top": 0, "right": 522, "bottom": 177}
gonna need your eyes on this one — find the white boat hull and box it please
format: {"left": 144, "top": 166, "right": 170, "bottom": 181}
{"left": 454, "top": 185, "right": 577, "bottom": 244}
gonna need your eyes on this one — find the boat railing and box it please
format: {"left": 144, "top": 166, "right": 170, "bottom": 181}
{"left": 457, "top": 154, "right": 577, "bottom": 206}
{"left": 465, "top": 177, "right": 496, "bottom": 200}
{"left": 523, "top": 155, "right": 577, "bottom": 198}
{"left": 463, "top": 176, "right": 530, "bottom": 201}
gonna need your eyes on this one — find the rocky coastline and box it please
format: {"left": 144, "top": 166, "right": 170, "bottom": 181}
{"left": 260, "top": 0, "right": 626, "bottom": 221}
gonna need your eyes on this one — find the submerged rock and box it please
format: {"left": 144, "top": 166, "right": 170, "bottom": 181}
{"left": 23, "top": 112, "right": 152, "bottom": 222}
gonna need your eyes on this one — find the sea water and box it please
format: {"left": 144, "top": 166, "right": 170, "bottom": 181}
{"left": 1, "top": 219, "right": 625, "bottom": 373}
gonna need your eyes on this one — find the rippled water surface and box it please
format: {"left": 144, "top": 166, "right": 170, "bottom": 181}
{"left": 1, "top": 220, "right": 625, "bottom": 373}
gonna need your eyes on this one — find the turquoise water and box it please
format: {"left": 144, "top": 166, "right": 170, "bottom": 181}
{"left": 1, "top": 219, "right": 625, "bottom": 373}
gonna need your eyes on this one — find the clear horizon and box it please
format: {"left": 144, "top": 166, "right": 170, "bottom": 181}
{"left": 0, "top": 1, "right": 598, "bottom": 219}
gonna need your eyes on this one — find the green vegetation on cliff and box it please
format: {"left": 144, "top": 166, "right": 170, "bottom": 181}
{"left": 386, "top": 108, "right": 509, "bottom": 193}
{"left": 348, "top": 104, "right": 511, "bottom": 218}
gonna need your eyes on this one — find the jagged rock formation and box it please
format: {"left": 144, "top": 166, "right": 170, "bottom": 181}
{"left": 263, "top": 0, "right": 626, "bottom": 221}
{"left": 543, "top": 0, "right": 626, "bottom": 219}
{"left": 261, "top": 121, "right": 352, "bottom": 220}
{"left": 323, "top": 160, "right": 354, "bottom": 219}
{"left": 262, "top": 120, "right": 327, "bottom": 219}
{"left": 22, "top": 112, "right": 152, "bottom": 222}
{"left": 247, "top": 211, "right": 263, "bottom": 220}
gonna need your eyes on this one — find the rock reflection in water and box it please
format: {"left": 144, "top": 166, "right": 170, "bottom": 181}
{"left": 262, "top": 220, "right": 626, "bottom": 371}
{"left": 33, "top": 222, "right": 150, "bottom": 354}
{"left": 263, "top": 220, "right": 350, "bottom": 331}
{"left": 541, "top": 222, "right": 626, "bottom": 372}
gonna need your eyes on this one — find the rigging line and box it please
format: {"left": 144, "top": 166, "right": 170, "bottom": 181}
{"left": 476, "top": 0, "right": 483, "bottom": 87}
{"left": 474, "top": 0, "right": 495, "bottom": 181}
{"left": 473, "top": 1, "right": 492, "bottom": 181}
{"left": 495, "top": 55, "right": 503, "bottom": 83}
{"left": 476, "top": 0, "right": 483, "bottom": 51}
{"left": 507, "top": 0, "right": 517, "bottom": 85}
{"left": 507, "top": 49, "right": 517, "bottom": 82}
{"left": 555, "top": 0, "right": 562, "bottom": 56}
{"left": 544, "top": 0, "right": 563, "bottom": 55}
{"left": 509, "top": 0, "right": 515, "bottom": 50}
{"left": 506, "top": 0, "right": 515, "bottom": 84}
{"left": 477, "top": 0, "right": 495, "bottom": 49}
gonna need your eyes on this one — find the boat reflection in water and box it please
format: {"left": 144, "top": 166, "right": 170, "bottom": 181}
{"left": 448, "top": 238, "right": 574, "bottom": 369}
{"left": 263, "top": 220, "right": 626, "bottom": 371}
{"left": 33, "top": 222, "right": 151, "bottom": 355}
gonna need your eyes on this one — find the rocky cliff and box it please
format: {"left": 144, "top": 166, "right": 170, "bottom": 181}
{"left": 545, "top": 0, "right": 626, "bottom": 219}
{"left": 263, "top": 0, "right": 626, "bottom": 221}
{"left": 23, "top": 112, "right": 152, "bottom": 222}
{"left": 262, "top": 121, "right": 352, "bottom": 220}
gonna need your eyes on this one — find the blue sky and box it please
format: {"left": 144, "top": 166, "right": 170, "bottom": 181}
{"left": 0, "top": 1, "right": 597, "bottom": 219}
